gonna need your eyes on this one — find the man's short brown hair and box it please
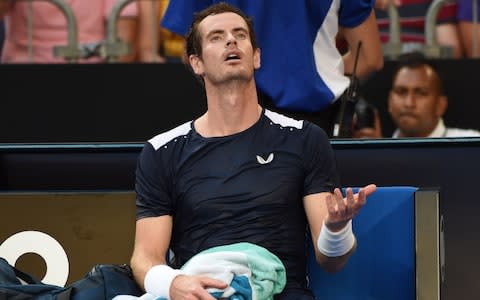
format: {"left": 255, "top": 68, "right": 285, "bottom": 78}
{"left": 185, "top": 2, "right": 258, "bottom": 59}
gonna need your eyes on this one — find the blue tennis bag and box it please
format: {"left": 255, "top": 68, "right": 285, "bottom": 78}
{"left": 0, "top": 257, "right": 142, "bottom": 299}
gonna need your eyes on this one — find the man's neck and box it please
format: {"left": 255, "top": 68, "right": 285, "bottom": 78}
{"left": 195, "top": 80, "right": 262, "bottom": 137}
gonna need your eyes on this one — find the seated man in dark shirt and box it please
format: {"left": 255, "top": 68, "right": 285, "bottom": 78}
{"left": 130, "top": 3, "right": 376, "bottom": 300}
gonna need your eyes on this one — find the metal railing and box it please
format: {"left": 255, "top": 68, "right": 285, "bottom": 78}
{"left": 105, "top": 0, "right": 136, "bottom": 62}
{"left": 18, "top": 0, "right": 83, "bottom": 63}
{"left": 423, "top": 0, "right": 454, "bottom": 58}
{"left": 382, "top": 4, "right": 403, "bottom": 59}
{"left": 471, "top": 0, "right": 478, "bottom": 57}
{"left": 12, "top": 0, "right": 150, "bottom": 63}
{"left": 382, "top": 0, "right": 459, "bottom": 59}
{"left": 11, "top": 0, "right": 478, "bottom": 61}
{"left": 106, "top": 0, "right": 159, "bottom": 62}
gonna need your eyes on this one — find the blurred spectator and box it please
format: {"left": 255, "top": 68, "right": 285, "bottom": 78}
{"left": 388, "top": 52, "right": 480, "bottom": 137}
{"left": 160, "top": 0, "right": 383, "bottom": 137}
{"left": 457, "top": 0, "right": 480, "bottom": 57}
{"left": 375, "top": 0, "right": 463, "bottom": 58}
{"left": 0, "top": 0, "right": 138, "bottom": 63}
{"left": 137, "top": 0, "right": 184, "bottom": 63}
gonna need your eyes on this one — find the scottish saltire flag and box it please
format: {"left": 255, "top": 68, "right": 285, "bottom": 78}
{"left": 161, "top": 0, "right": 373, "bottom": 112}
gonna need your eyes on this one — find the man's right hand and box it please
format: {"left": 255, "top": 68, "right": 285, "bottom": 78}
{"left": 170, "top": 274, "right": 228, "bottom": 300}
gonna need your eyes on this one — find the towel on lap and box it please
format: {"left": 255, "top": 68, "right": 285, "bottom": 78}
{"left": 114, "top": 242, "right": 286, "bottom": 300}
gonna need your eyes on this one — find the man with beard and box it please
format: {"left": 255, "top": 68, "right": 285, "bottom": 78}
{"left": 388, "top": 52, "right": 480, "bottom": 138}
{"left": 130, "top": 3, "right": 376, "bottom": 300}
{"left": 160, "top": 0, "right": 383, "bottom": 137}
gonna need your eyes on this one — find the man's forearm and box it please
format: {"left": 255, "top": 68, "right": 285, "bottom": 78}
{"left": 341, "top": 10, "right": 384, "bottom": 79}
{"left": 316, "top": 240, "right": 356, "bottom": 273}
{"left": 315, "top": 220, "right": 357, "bottom": 273}
{"left": 130, "top": 250, "right": 167, "bottom": 291}
{"left": 342, "top": 43, "right": 383, "bottom": 79}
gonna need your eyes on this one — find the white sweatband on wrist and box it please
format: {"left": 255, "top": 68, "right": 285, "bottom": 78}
{"left": 144, "top": 265, "right": 183, "bottom": 299}
{"left": 317, "top": 220, "right": 356, "bottom": 257}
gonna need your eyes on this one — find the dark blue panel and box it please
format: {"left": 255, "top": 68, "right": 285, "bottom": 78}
{"left": 307, "top": 186, "right": 416, "bottom": 300}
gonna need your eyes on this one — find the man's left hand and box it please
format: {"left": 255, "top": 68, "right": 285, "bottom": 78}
{"left": 325, "top": 184, "right": 377, "bottom": 231}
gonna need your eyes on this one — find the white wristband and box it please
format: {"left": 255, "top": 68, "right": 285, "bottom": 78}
{"left": 317, "top": 220, "right": 356, "bottom": 257}
{"left": 144, "top": 265, "right": 183, "bottom": 299}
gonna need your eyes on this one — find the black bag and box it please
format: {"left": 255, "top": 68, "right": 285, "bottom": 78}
{"left": 0, "top": 258, "right": 142, "bottom": 300}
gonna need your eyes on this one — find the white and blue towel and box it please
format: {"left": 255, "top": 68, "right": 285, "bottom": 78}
{"left": 114, "top": 242, "right": 286, "bottom": 300}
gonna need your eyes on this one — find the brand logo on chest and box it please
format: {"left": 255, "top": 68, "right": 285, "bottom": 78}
{"left": 256, "top": 153, "right": 274, "bottom": 165}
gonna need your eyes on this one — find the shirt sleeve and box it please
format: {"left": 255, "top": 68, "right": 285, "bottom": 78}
{"left": 303, "top": 123, "right": 340, "bottom": 195}
{"left": 338, "top": 0, "right": 374, "bottom": 28}
{"left": 135, "top": 142, "right": 173, "bottom": 220}
{"left": 160, "top": 0, "right": 213, "bottom": 35}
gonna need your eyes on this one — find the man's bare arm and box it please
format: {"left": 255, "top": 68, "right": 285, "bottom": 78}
{"left": 341, "top": 10, "right": 384, "bottom": 79}
{"left": 130, "top": 215, "right": 173, "bottom": 289}
{"left": 304, "top": 184, "right": 377, "bottom": 272}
